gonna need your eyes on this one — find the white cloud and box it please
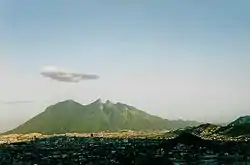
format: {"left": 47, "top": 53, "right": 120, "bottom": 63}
{"left": 40, "top": 66, "right": 99, "bottom": 83}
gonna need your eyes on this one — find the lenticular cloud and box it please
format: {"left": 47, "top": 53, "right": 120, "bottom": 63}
{"left": 40, "top": 66, "right": 99, "bottom": 83}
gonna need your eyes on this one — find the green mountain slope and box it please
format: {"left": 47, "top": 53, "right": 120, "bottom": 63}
{"left": 218, "top": 116, "right": 250, "bottom": 137}
{"left": 229, "top": 115, "right": 250, "bottom": 126}
{"left": 178, "top": 116, "right": 250, "bottom": 138}
{"left": 5, "top": 99, "right": 201, "bottom": 134}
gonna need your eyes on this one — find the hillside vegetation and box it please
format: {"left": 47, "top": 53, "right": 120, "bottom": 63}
{"left": 5, "top": 99, "right": 201, "bottom": 134}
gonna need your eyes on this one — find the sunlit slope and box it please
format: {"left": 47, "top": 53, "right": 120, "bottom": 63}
{"left": 5, "top": 99, "right": 201, "bottom": 134}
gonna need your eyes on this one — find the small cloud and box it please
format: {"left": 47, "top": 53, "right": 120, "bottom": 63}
{"left": 40, "top": 66, "right": 99, "bottom": 83}
{"left": 0, "top": 100, "right": 34, "bottom": 105}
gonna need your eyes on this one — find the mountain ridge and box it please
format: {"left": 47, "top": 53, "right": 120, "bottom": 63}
{"left": 177, "top": 116, "right": 250, "bottom": 138}
{"left": 229, "top": 115, "right": 250, "bottom": 126}
{"left": 218, "top": 116, "right": 250, "bottom": 137}
{"left": 4, "top": 99, "right": 201, "bottom": 135}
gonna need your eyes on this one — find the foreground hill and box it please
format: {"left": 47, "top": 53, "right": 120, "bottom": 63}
{"left": 5, "top": 99, "right": 201, "bottom": 134}
{"left": 185, "top": 123, "right": 221, "bottom": 136}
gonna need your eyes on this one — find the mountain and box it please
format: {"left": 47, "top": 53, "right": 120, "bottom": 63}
{"left": 229, "top": 116, "right": 250, "bottom": 126}
{"left": 5, "top": 99, "right": 201, "bottom": 134}
{"left": 218, "top": 116, "right": 250, "bottom": 137}
{"left": 177, "top": 116, "right": 250, "bottom": 138}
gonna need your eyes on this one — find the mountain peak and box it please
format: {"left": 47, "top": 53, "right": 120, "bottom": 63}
{"left": 105, "top": 100, "right": 113, "bottom": 105}
{"left": 91, "top": 98, "right": 102, "bottom": 104}
{"left": 5, "top": 99, "right": 202, "bottom": 134}
{"left": 63, "top": 99, "right": 79, "bottom": 103}
{"left": 88, "top": 98, "right": 104, "bottom": 110}
{"left": 45, "top": 99, "right": 84, "bottom": 113}
{"left": 53, "top": 99, "right": 82, "bottom": 106}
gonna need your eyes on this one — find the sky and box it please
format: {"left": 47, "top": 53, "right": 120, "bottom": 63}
{"left": 1, "top": 0, "right": 250, "bottom": 132}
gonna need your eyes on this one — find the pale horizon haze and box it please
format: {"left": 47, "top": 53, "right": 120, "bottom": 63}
{"left": 1, "top": 0, "right": 250, "bottom": 132}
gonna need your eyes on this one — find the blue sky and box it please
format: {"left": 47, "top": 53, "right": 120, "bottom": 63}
{"left": 1, "top": 0, "right": 250, "bottom": 131}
